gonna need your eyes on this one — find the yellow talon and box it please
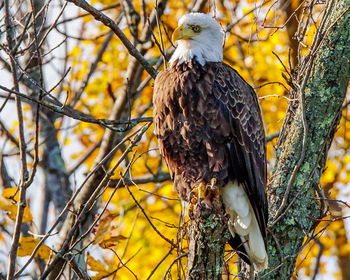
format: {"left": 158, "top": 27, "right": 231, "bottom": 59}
{"left": 198, "top": 182, "right": 206, "bottom": 199}
{"left": 210, "top": 178, "right": 217, "bottom": 188}
{"left": 192, "top": 186, "right": 199, "bottom": 197}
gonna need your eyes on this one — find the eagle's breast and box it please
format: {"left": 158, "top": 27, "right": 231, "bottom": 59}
{"left": 153, "top": 61, "right": 230, "bottom": 200}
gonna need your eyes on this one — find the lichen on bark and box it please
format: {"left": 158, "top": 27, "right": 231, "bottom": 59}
{"left": 187, "top": 190, "right": 230, "bottom": 280}
{"left": 266, "top": 1, "right": 350, "bottom": 279}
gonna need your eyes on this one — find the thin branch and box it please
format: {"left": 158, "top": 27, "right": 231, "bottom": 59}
{"left": 67, "top": 254, "right": 92, "bottom": 280}
{"left": 273, "top": 53, "right": 310, "bottom": 220}
{"left": 66, "top": 0, "right": 157, "bottom": 79}
{"left": 69, "top": 30, "right": 114, "bottom": 106}
{"left": 54, "top": 3, "right": 120, "bottom": 27}
{"left": 68, "top": 140, "right": 102, "bottom": 175}
{"left": 70, "top": 152, "right": 136, "bottom": 249}
{"left": 161, "top": 253, "right": 188, "bottom": 280}
{"left": 125, "top": 181, "right": 177, "bottom": 248}
{"left": 108, "top": 248, "right": 138, "bottom": 280}
{"left": 0, "top": 84, "right": 152, "bottom": 132}
{"left": 311, "top": 239, "right": 324, "bottom": 280}
{"left": 39, "top": 124, "right": 151, "bottom": 279}
{"left": 109, "top": 172, "right": 171, "bottom": 187}
{"left": 5, "top": 0, "right": 29, "bottom": 277}
{"left": 155, "top": 0, "right": 166, "bottom": 68}
{"left": 38, "top": 2, "right": 68, "bottom": 49}
{"left": 146, "top": 246, "right": 175, "bottom": 280}
{"left": 14, "top": 126, "right": 147, "bottom": 278}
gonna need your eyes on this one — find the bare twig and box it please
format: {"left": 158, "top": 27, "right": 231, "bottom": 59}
{"left": 14, "top": 125, "right": 148, "bottom": 278}
{"left": 39, "top": 124, "right": 151, "bottom": 279}
{"left": 67, "top": 254, "right": 92, "bottom": 280}
{"left": 311, "top": 239, "right": 324, "bottom": 280}
{"left": 0, "top": 84, "right": 152, "bottom": 132}
{"left": 5, "top": 0, "right": 29, "bottom": 277}
{"left": 66, "top": 0, "right": 157, "bottom": 78}
{"left": 125, "top": 181, "right": 177, "bottom": 247}
{"left": 70, "top": 30, "right": 114, "bottom": 106}
{"left": 146, "top": 246, "right": 175, "bottom": 280}
{"left": 109, "top": 172, "right": 171, "bottom": 187}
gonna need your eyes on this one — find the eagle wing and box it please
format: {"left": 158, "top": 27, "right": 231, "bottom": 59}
{"left": 212, "top": 62, "right": 268, "bottom": 246}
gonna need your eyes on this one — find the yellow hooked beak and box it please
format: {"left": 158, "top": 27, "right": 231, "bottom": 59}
{"left": 172, "top": 25, "right": 198, "bottom": 42}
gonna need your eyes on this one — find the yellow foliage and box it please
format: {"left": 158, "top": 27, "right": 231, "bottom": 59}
{"left": 87, "top": 253, "right": 114, "bottom": 279}
{"left": 69, "top": 46, "right": 82, "bottom": 57}
{"left": 2, "top": 187, "right": 19, "bottom": 201}
{"left": 87, "top": 253, "right": 106, "bottom": 272}
{"left": 17, "top": 236, "right": 51, "bottom": 259}
{"left": 91, "top": 210, "right": 127, "bottom": 247}
{"left": 100, "top": 235, "right": 127, "bottom": 248}
{"left": 0, "top": 188, "right": 32, "bottom": 223}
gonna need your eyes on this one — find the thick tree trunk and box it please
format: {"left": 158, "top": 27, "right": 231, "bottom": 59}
{"left": 266, "top": 1, "right": 350, "bottom": 279}
{"left": 187, "top": 193, "right": 230, "bottom": 280}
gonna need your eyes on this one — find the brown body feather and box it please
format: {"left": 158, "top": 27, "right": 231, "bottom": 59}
{"left": 153, "top": 60, "right": 268, "bottom": 261}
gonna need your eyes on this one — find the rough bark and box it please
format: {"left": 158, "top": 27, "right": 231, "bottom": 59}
{"left": 266, "top": 1, "right": 350, "bottom": 279}
{"left": 187, "top": 194, "right": 230, "bottom": 280}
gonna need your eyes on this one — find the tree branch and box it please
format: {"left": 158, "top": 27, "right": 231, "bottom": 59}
{"left": 66, "top": 0, "right": 158, "bottom": 79}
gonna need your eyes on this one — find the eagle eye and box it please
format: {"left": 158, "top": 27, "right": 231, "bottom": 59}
{"left": 191, "top": 25, "right": 201, "bottom": 33}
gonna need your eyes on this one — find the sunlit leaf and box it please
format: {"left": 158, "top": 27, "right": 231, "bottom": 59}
{"left": 18, "top": 236, "right": 51, "bottom": 259}
{"left": 0, "top": 189, "right": 33, "bottom": 223}
{"left": 99, "top": 235, "right": 127, "bottom": 248}
{"left": 2, "top": 187, "right": 19, "bottom": 202}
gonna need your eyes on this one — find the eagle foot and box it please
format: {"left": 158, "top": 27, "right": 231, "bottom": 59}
{"left": 192, "top": 179, "right": 218, "bottom": 199}
{"left": 197, "top": 182, "right": 207, "bottom": 199}
{"left": 189, "top": 179, "right": 219, "bottom": 211}
{"left": 189, "top": 182, "right": 207, "bottom": 201}
{"left": 209, "top": 178, "right": 217, "bottom": 189}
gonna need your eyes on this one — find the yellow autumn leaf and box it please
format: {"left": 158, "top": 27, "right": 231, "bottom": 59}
{"left": 344, "top": 154, "right": 350, "bottom": 164}
{"left": 18, "top": 236, "right": 51, "bottom": 260}
{"left": 2, "top": 187, "right": 19, "bottom": 202}
{"left": 0, "top": 232, "right": 5, "bottom": 242}
{"left": 87, "top": 254, "right": 106, "bottom": 272}
{"left": 87, "top": 253, "right": 115, "bottom": 280}
{"left": 99, "top": 235, "right": 127, "bottom": 248}
{"left": 92, "top": 211, "right": 116, "bottom": 244}
{"left": 69, "top": 45, "right": 81, "bottom": 57}
{"left": 0, "top": 196, "right": 32, "bottom": 223}
{"left": 22, "top": 206, "right": 33, "bottom": 223}
{"left": 0, "top": 198, "right": 17, "bottom": 220}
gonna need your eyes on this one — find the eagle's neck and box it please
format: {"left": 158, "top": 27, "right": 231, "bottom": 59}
{"left": 169, "top": 39, "right": 223, "bottom": 67}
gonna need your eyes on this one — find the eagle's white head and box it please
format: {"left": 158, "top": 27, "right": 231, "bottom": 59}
{"left": 169, "top": 13, "right": 224, "bottom": 66}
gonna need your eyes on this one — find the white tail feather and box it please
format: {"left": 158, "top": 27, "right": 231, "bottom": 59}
{"left": 221, "top": 181, "right": 268, "bottom": 271}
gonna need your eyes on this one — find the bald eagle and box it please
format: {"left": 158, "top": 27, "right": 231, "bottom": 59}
{"left": 153, "top": 13, "right": 268, "bottom": 271}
